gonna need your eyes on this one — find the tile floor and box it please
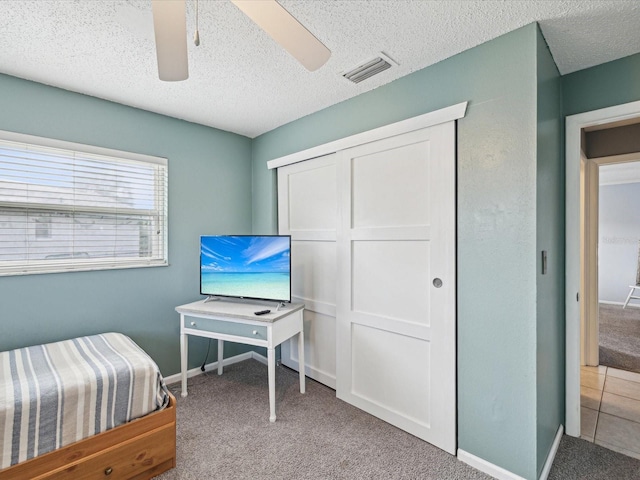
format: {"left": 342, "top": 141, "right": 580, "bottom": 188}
{"left": 581, "top": 365, "right": 640, "bottom": 460}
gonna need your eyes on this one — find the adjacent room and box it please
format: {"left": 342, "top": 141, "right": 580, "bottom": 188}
{"left": 598, "top": 161, "right": 640, "bottom": 373}
{"left": 1, "top": 1, "right": 640, "bottom": 480}
{"left": 578, "top": 138, "right": 640, "bottom": 455}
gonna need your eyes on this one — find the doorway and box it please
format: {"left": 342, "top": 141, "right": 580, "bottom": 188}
{"left": 582, "top": 156, "right": 640, "bottom": 371}
{"left": 596, "top": 162, "right": 640, "bottom": 372}
{"left": 566, "top": 99, "right": 640, "bottom": 457}
{"left": 580, "top": 157, "right": 640, "bottom": 457}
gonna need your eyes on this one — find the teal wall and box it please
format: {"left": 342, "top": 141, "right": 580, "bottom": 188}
{"left": 252, "top": 24, "right": 543, "bottom": 479}
{"left": 6, "top": 19, "right": 614, "bottom": 479}
{"left": 535, "top": 27, "right": 565, "bottom": 477}
{"left": 0, "top": 74, "right": 253, "bottom": 376}
{"left": 563, "top": 52, "right": 640, "bottom": 116}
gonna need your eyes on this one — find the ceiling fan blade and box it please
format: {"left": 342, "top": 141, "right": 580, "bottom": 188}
{"left": 151, "top": 0, "right": 188, "bottom": 81}
{"left": 231, "top": 0, "right": 331, "bottom": 72}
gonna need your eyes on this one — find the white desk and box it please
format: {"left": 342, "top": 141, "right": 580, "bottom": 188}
{"left": 176, "top": 299, "right": 305, "bottom": 422}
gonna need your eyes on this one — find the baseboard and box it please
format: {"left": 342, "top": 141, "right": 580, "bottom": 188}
{"left": 457, "top": 424, "right": 563, "bottom": 480}
{"left": 164, "top": 351, "right": 268, "bottom": 385}
{"left": 539, "top": 425, "right": 563, "bottom": 480}
{"left": 251, "top": 351, "right": 268, "bottom": 365}
{"left": 281, "top": 357, "right": 336, "bottom": 389}
{"left": 457, "top": 450, "right": 527, "bottom": 480}
{"left": 599, "top": 300, "right": 640, "bottom": 308}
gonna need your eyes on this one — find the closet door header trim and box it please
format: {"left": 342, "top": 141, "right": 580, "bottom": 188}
{"left": 266, "top": 102, "right": 468, "bottom": 170}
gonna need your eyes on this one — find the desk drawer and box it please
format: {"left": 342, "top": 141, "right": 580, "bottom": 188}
{"left": 184, "top": 316, "right": 267, "bottom": 340}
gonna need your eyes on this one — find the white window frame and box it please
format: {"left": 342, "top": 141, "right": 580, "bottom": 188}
{"left": 0, "top": 130, "right": 168, "bottom": 276}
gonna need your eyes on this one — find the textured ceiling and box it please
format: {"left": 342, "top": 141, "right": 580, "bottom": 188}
{"left": 0, "top": 1, "right": 639, "bottom": 138}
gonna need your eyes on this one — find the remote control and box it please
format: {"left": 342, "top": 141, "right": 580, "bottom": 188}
{"left": 254, "top": 309, "right": 271, "bottom": 315}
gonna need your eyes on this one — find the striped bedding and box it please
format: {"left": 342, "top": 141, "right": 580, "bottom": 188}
{"left": 0, "top": 332, "right": 169, "bottom": 469}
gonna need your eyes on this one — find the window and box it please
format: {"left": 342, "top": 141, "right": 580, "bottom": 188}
{"left": 0, "top": 131, "right": 168, "bottom": 275}
{"left": 35, "top": 216, "right": 51, "bottom": 239}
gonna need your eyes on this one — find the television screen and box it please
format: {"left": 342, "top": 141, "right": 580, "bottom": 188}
{"left": 200, "top": 235, "right": 291, "bottom": 302}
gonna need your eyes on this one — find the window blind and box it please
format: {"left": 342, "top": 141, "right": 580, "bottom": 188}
{"left": 0, "top": 132, "right": 168, "bottom": 276}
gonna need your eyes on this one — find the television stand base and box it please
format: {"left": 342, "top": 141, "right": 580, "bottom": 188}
{"left": 177, "top": 300, "right": 305, "bottom": 422}
{"left": 204, "top": 296, "right": 221, "bottom": 303}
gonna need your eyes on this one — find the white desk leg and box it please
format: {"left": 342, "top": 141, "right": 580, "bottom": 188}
{"left": 268, "top": 347, "right": 276, "bottom": 422}
{"left": 298, "top": 324, "right": 306, "bottom": 394}
{"left": 180, "top": 316, "right": 188, "bottom": 398}
{"left": 217, "top": 339, "right": 224, "bottom": 375}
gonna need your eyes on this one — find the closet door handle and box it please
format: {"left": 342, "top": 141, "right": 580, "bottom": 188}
{"left": 433, "top": 278, "right": 443, "bottom": 288}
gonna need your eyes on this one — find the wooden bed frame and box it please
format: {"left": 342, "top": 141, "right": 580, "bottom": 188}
{"left": 0, "top": 392, "right": 176, "bottom": 480}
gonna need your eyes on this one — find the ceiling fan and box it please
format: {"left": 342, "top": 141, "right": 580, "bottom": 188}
{"left": 151, "top": 0, "right": 331, "bottom": 81}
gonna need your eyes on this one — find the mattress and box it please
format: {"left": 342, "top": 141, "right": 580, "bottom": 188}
{"left": 0, "top": 332, "right": 169, "bottom": 469}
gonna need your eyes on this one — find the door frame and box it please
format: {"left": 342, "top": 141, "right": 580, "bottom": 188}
{"left": 565, "top": 99, "right": 640, "bottom": 437}
{"left": 267, "top": 103, "right": 467, "bottom": 170}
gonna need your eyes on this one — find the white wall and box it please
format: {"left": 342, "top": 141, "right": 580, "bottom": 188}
{"left": 598, "top": 181, "right": 640, "bottom": 303}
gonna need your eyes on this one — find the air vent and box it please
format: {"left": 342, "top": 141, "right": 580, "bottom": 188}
{"left": 343, "top": 54, "right": 395, "bottom": 84}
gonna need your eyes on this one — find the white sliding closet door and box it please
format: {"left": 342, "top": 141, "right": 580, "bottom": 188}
{"left": 278, "top": 154, "right": 337, "bottom": 388}
{"left": 336, "top": 123, "right": 456, "bottom": 454}
{"left": 275, "top": 120, "right": 457, "bottom": 454}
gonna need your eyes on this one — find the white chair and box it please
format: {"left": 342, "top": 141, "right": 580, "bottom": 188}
{"left": 624, "top": 241, "right": 640, "bottom": 309}
{"left": 623, "top": 285, "right": 640, "bottom": 309}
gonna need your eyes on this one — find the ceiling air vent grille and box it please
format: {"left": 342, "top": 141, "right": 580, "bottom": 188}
{"left": 343, "top": 56, "right": 393, "bottom": 84}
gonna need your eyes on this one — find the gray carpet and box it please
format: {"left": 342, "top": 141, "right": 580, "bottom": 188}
{"left": 157, "top": 359, "right": 640, "bottom": 479}
{"left": 548, "top": 435, "right": 640, "bottom": 480}
{"left": 599, "top": 303, "right": 640, "bottom": 373}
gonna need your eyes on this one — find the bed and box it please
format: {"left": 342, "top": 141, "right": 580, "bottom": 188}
{"left": 0, "top": 332, "right": 176, "bottom": 479}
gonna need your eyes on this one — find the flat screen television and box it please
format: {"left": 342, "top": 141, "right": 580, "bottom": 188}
{"left": 200, "top": 235, "right": 291, "bottom": 303}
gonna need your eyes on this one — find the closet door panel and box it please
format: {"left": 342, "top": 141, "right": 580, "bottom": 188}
{"left": 351, "top": 240, "right": 430, "bottom": 324}
{"left": 351, "top": 323, "right": 431, "bottom": 425}
{"left": 288, "top": 163, "right": 337, "bottom": 231}
{"left": 291, "top": 240, "right": 336, "bottom": 306}
{"left": 278, "top": 154, "right": 337, "bottom": 389}
{"left": 336, "top": 123, "right": 456, "bottom": 454}
{"left": 287, "top": 309, "right": 336, "bottom": 389}
{"left": 351, "top": 141, "right": 430, "bottom": 228}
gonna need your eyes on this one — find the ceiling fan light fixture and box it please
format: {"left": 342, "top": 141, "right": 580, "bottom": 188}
{"left": 152, "top": 0, "right": 189, "bottom": 81}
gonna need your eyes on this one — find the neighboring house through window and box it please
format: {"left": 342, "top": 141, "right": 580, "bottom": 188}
{"left": 0, "top": 130, "right": 168, "bottom": 275}
{"left": 35, "top": 216, "right": 51, "bottom": 239}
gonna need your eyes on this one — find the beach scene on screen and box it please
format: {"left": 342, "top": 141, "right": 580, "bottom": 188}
{"left": 201, "top": 236, "right": 290, "bottom": 301}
